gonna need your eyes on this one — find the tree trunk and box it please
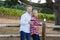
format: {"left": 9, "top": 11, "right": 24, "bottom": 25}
{"left": 52, "top": 0, "right": 60, "bottom": 31}
{"left": 20, "top": 0, "right": 47, "bottom": 7}
{"left": 19, "top": 0, "right": 60, "bottom": 25}
{"left": 54, "top": 0, "right": 60, "bottom": 25}
{"left": 46, "top": 0, "right": 53, "bottom": 9}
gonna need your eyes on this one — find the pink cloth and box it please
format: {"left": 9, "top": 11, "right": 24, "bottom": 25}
{"left": 30, "top": 17, "right": 40, "bottom": 35}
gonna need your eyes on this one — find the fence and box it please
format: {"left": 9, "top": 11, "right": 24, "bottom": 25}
{"left": 0, "top": 23, "right": 60, "bottom": 40}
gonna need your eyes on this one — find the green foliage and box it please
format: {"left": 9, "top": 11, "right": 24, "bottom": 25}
{"left": 38, "top": 13, "right": 55, "bottom": 21}
{"left": 0, "top": 7, "right": 55, "bottom": 21}
{"left": 41, "top": 8, "right": 53, "bottom": 14}
{"left": 4, "top": 0, "right": 18, "bottom": 7}
{"left": 0, "top": 7, "right": 25, "bottom": 17}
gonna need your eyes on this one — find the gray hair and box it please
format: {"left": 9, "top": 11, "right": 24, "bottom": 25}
{"left": 26, "top": 5, "right": 32, "bottom": 8}
{"left": 33, "top": 9, "right": 38, "bottom": 13}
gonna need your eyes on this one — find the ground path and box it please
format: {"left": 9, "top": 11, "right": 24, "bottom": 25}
{"left": 0, "top": 17, "right": 60, "bottom": 40}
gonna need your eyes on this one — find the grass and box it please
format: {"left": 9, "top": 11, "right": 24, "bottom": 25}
{"left": 0, "top": 7, "right": 55, "bottom": 21}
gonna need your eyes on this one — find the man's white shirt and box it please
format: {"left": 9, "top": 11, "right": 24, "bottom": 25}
{"left": 20, "top": 12, "right": 32, "bottom": 33}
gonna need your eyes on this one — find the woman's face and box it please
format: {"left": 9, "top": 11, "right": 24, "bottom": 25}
{"left": 33, "top": 11, "right": 38, "bottom": 17}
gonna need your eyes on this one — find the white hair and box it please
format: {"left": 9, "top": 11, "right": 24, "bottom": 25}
{"left": 33, "top": 9, "right": 38, "bottom": 13}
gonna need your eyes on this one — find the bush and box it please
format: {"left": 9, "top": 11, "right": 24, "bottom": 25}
{"left": 41, "top": 8, "right": 53, "bottom": 14}
{"left": 38, "top": 13, "right": 55, "bottom": 21}
{"left": 0, "top": 7, "right": 25, "bottom": 17}
{"left": 0, "top": 7, "right": 55, "bottom": 21}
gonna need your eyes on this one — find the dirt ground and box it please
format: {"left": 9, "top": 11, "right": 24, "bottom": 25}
{"left": 0, "top": 37, "right": 60, "bottom": 40}
{"left": 0, "top": 16, "right": 60, "bottom": 40}
{"left": 0, "top": 27, "right": 60, "bottom": 34}
{"left": 0, "top": 16, "right": 60, "bottom": 34}
{"left": 0, "top": 15, "right": 20, "bottom": 24}
{"left": 0, "top": 18, "right": 19, "bottom": 24}
{"left": 0, "top": 15, "right": 55, "bottom": 24}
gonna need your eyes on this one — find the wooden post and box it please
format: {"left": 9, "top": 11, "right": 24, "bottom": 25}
{"left": 42, "top": 21, "right": 46, "bottom": 40}
{"left": 42, "top": 14, "right": 46, "bottom": 40}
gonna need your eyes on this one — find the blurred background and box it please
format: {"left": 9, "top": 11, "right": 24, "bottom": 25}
{"left": 0, "top": 0, "right": 60, "bottom": 40}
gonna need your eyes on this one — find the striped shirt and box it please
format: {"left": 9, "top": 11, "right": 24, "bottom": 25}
{"left": 30, "top": 17, "right": 40, "bottom": 35}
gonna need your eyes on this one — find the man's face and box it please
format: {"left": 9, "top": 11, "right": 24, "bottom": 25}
{"left": 27, "top": 7, "right": 32, "bottom": 13}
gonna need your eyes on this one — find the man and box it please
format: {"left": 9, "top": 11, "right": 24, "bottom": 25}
{"left": 20, "top": 5, "right": 32, "bottom": 40}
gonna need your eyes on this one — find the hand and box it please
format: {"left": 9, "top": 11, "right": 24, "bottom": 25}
{"left": 34, "top": 26, "right": 37, "bottom": 28}
{"left": 34, "top": 26, "right": 40, "bottom": 28}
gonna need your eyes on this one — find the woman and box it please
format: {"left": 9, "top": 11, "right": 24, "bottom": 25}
{"left": 30, "top": 9, "right": 41, "bottom": 40}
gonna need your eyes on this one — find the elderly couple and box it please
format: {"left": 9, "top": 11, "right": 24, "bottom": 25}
{"left": 20, "top": 5, "right": 41, "bottom": 40}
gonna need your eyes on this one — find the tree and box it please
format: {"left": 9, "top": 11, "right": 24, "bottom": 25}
{"left": 4, "top": 0, "right": 18, "bottom": 7}
{"left": 54, "top": 0, "right": 60, "bottom": 25}
{"left": 20, "top": 0, "right": 54, "bottom": 9}
{"left": 20, "top": 0, "right": 60, "bottom": 25}
{"left": 20, "top": 0, "right": 47, "bottom": 7}
{"left": 46, "top": 0, "right": 53, "bottom": 9}
{"left": 10, "top": 0, "right": 18, "bottom": 5}
{"left": 4, "top": 0, "right": 11, "bottom": 7}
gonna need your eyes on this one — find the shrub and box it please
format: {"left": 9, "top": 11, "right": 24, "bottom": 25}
{"left": 0, "top": 7, "right": 55, "bottom": 21}
{"left": 0, "top": 7, "right": 25, "bottom": 17}
{"left": 38, "top": 13, "right": 55, "bottom": 21}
